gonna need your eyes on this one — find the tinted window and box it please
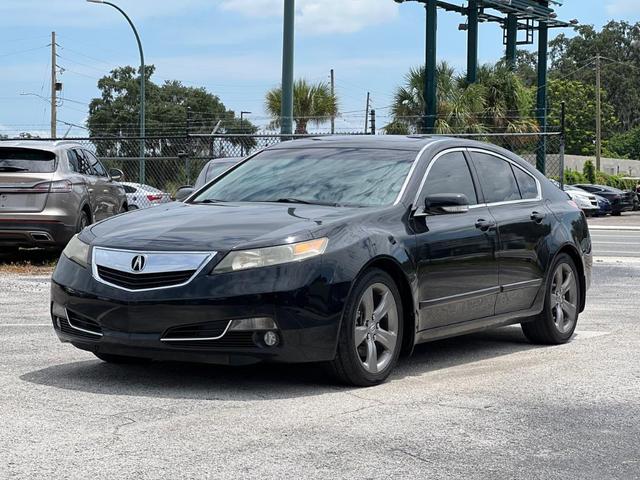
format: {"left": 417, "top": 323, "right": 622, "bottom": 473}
{"left": 472, "top": 152, "right": 521, "bottom": 203}
{"left": 123, "top": 185, "right": 136, "bottom": 194}
{"left": 0, "top": 148, "right": 56, "bottom": 173}
{"left": 193, "top": 148, "right": 416, "bottom": 207}
{"left": 73, "top": 150, "right": 93, "bottom": 175}
{"left": 422, "top": 151, "right": 477, "bottom": 205}
{"left": 84, "top": 151, "right": 107, "bottom": 177}
{"left": 512, "top": 166, "right": 538, "bottom": 200}
{"left": 67, "top": 150, "right": 80, "bottom": 173}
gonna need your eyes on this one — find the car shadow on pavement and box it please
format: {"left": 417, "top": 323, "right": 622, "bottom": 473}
{"left": 20, "top": 326, "right": 541, "bottom": 400}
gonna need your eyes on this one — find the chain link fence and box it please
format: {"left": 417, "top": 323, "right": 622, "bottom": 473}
{"left": 1, "top": 132, "right": 564, "bottom": 195}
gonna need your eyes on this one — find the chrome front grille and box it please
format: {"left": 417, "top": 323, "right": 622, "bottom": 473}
{"left": 97, "top": 265, "right": 195, "bottom": 290}
{"left": 92, "top": 247, "right": 216, "bottom": 292}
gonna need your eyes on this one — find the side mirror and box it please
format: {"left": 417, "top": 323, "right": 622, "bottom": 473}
{"left": 175, "top": 186, "right": 194, "bottom": 202}
{"left": 424, "top": 193, "right": 470, "bottom": 215}
{"left": 109, "top": 168, "right": 124, "bottom": 181}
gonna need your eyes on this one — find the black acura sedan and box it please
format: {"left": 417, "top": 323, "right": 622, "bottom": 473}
{"left": 51, "top": 136, "right": 592, "bottom": 386}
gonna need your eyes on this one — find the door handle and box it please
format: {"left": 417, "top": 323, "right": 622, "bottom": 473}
{"left": 103, "top": 189, "right": 109, "bottom": 193}
{"left": 88, "top": 188, "right": 94, "bottom": 193}
{"left": 475, "top": 219, "right": 496, "bottom": 231}
{"left": 530, "top": 211, "right": 546, "bottom": 223}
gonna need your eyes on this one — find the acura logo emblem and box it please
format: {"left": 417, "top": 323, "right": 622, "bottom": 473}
{"left": 131, "top": 255, "right": 146, "bottom": 272}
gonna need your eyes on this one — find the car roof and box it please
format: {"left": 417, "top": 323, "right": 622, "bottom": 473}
{"left": 266, "top": 135, "right": 443, "bottom": 152}
{"left": 0, "top": 140, "right": 84, "bottom": 153}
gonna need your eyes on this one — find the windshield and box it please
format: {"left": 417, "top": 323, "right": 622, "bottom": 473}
{"left": 0, "top": 147, "right": 56, "bottom": 173}
{"left": 191, "top": 147, "right": 416, "bottom": 207}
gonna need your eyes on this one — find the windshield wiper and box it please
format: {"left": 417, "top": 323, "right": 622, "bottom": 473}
{"left": 0, "top": 166, "right": 29, "bottom": 172}
{"left": 274, "top": 198, "right": 342, "bottom": 207}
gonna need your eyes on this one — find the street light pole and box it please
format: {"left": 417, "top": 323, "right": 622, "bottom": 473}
{"left": 87, "top": 0, "right": 146, "bottom": 183}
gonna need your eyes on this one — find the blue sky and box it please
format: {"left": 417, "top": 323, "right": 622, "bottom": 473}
{"left": 1, "top": 0, "right": 639, "bottom": 137}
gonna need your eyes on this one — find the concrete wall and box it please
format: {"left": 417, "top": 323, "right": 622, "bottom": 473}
{"left": 564, "top": 155, "right": 640, "bottom": 177}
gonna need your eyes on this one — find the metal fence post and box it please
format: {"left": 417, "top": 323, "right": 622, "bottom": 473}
{"left": 559, "top": 101, "right": 566, "bottom": 188}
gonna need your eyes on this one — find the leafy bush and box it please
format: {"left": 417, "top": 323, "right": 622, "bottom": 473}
{"left": 583, "top": 160, "right": 596, "bottom": 184}
{"left": 607, "top": 127, "right": 640, "bottom": 160}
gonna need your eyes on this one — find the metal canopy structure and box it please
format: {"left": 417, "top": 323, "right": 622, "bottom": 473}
{"left": 394, "top": 0, "right": 575, "bottom": 172}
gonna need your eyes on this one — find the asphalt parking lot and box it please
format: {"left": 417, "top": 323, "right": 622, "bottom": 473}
{"left": 1, "top": 259, "right": 639, "bottom": 479}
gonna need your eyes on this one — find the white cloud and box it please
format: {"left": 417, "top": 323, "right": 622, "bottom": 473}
{"left": 218, "top": 0, "right": 399, "bottom": 35}
{"left": 606, "top": 0, "right": 640, "bottom": 16}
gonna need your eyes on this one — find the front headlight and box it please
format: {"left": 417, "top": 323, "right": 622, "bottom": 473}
{"left": 214, "top": 238, "right": 328, "bottom": 273}
{"left": 62, "top": 235, "right": 90, "bottom": 268}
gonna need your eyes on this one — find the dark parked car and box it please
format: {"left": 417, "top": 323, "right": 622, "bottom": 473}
{"left": 51, "top": 136, "right": 592, "bottom": 386}
{"left": 594, "top": 195, "right": 612, "bottom": 216}
{"left": 174, "top": 157, "right": 242, "bottom": 201}
{"left": 572, "top": 184, "right": 634, "bottom": 216}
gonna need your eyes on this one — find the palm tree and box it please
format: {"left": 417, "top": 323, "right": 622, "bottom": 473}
{"left": 389, "top": 62, "right": 486, "bottom": 134}
{"left": 387, "top": 61, "right": 538, "bottom": 135}
{"left": 265, "top": 79, "right": 338, "bottom": 134}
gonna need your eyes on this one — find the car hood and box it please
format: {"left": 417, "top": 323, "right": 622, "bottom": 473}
{"left": 86, "top": 202, "right": 360, "bottom": 251}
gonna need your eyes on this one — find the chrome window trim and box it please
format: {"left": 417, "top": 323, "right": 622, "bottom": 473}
{"left": 467, "top": 148, "right": 543, "bottom": 205}
{"left": 394, "top": 139, "right": 449, "bottom": 206}
{"left": 91, "top": 247, "right": 217, "bottom": 293}
{"left": 411, "top": 147, "right": 474, "bottom": 207}
{"left": 160, "top": 320, "right": 232, "bottom": 342}
{"left": 64, "top": 308, "right": 103, "bottom": 337}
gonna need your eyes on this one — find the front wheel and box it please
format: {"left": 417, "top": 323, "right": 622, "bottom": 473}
{"left": 328, "top": 268, "right": 403, "bottom": 386}
{"left": 521, "top": 253, "right": 580, "bottom": 344}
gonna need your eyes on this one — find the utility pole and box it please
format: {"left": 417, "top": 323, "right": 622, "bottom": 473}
{"left": 50, "top": 32, "right": 57, "bottom": 139}
{"left": 595, "top": 54, "right": 602, "bottom": 172}
{"left": 330, "top": 69, "right": 335, "bottom": 134}
{"left": 364, "top": 92, "right": 370, "bottom": 134}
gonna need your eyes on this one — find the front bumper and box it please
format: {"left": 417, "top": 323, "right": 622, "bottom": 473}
{"left": 51, "top": 254, "right": 349, "bottom": 365}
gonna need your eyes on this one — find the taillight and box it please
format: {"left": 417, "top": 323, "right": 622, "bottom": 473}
{"left": 32, "top": 180, "right": 72, "bottom": 193}
{"left": 567, "top": 200, "right": 580, "bottom": 210}
{"left": 146, "top": 194, "right": 162, "bottom": 202}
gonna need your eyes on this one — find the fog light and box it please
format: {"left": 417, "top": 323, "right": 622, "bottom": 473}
{"left": 263, "top": 331, "right": 279, "bottom": 347}
{"left": 228, "top": 317, "right": 276, "bottom": 331}
{"left": 51, "top": 302, "right": 67, "bottom": 320}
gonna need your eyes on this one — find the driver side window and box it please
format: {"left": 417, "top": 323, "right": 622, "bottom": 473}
{"left": 421, "top": 151, "right": 478, "bottom": 205}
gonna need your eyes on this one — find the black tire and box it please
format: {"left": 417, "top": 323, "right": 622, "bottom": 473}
{"left": 94, "top": 352, "right": 151, "bottom": 364}
{"left": 612, "top": 211, "right": 622, "bottom": 216}
{"left": 76, "top": 210, "right": 90, "bottom": 233}
{"left": 327, "top": 268, "right": 404, "bottom": 387}
{"left": 521, "top": 253, "right": 580, "bottom": 345}
{"left": 128, "top": 204, "right": 139, "bottom": 211}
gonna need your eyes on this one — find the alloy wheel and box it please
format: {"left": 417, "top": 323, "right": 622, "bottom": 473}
{"left": 354, "top": 283, "right": 399, "bottom": 374}
{"left": 550, "top": 263, "right": 578, "bottom": 334}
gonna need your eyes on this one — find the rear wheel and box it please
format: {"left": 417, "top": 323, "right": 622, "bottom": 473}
{"left": 94, "top": 352, "right": 151, "bottom": 364}
{"left": 128, "top": 204, "right": 139, "bottom": 211}
{"left": 76, "top": 210, "right": 90, "bottom": 233}
{"left": 612, "top": 211, "right": 622, "bottom": 216}
{"left": 521, "top": 253, "right": 580, "bottom": 344}
{"left": 328, "top": 268, "right": 403, "bottom": 386}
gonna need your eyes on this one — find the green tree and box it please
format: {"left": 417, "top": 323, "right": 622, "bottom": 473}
{"left": 88, "top": 65, "right": 256, "bottom": 156}
{"left": 387, "top": 62, "right": 537, "bottom": 135}
{"left": 547, "top": 79, "right": 618, "bottom": 155}
{"left": 550, "top": 21, "right": 640, "bottom": 131}
{"left": 607, "top": 127, "right": 640, "bottom": 160}
{"left": 265, "top": 79, "right": 338, "bottom": 134}
{"left": 583, "top": 160, "right": 596, "bottom": 184}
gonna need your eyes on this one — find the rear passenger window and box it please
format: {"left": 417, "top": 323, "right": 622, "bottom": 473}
{"left": 423, "top": 151, "right": 478, "bottom": 205}
{"left": 72, "top": 149, "right": 93, "bottom": 175}
{"left": 513, "top": 167, "right": 538, "bottom": 200}
{"left": 84, "top": 151, "right": 107, "bottom": 177}
{"left": 472, "top": 152, "right": 521, "bottom": 203}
